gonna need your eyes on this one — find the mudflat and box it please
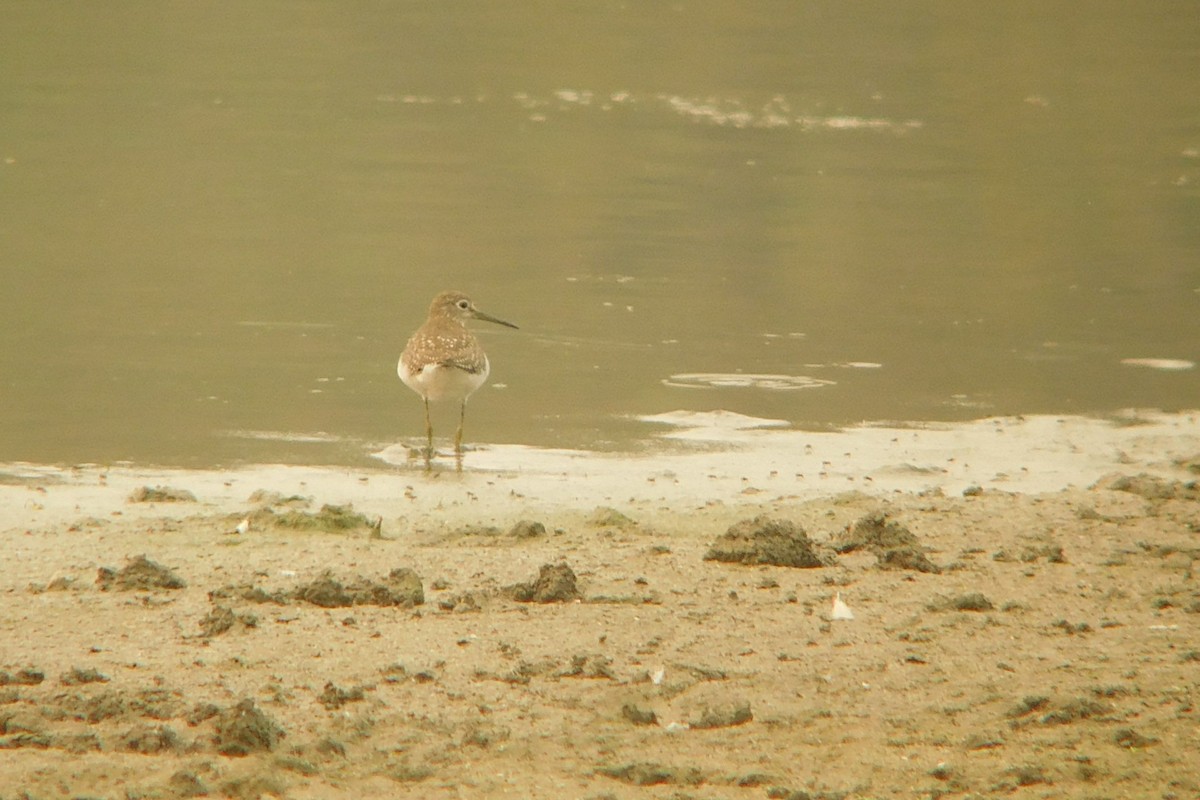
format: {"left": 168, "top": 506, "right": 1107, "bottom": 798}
{"left": 2, "top": 413, "right": 1198, "bottom": 799}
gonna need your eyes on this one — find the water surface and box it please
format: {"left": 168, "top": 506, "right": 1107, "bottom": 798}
{"left": 2, "top": 2, "right": 1197, "bottom": 467}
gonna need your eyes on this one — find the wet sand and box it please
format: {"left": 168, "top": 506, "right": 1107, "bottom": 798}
{"left": 2, "top": 411, "right": 1198, "bottom": 799}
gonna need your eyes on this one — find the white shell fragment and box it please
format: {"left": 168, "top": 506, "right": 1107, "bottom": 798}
{"left": 831, "top": 592, "right": 855, "bottom": 620}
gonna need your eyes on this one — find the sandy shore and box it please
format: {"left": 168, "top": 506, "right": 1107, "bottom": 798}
{"left": 2, "top": 410, "right": 1198, "bottom": 799}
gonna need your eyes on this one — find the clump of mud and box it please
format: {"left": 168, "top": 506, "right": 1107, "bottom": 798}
{"left": 690, "top": 701, "right": 753, "bottom": 729}
{"left": 60, "top": 667, "right": 109, "bottom": 686}
{"left": 1092, "top": 473, "right": 1200, "bottom": 502}
{"left": 120, "top": 724, "right": 182, "bottom": 754}
{"left": 454, "top": 519, "right": 548, "bottom": 540}
{"left": 199, "top": 605, "right": 259, "bottom": 637}
{"left": 1114, "top": 727, "right": 1159, "bottom": 749}
{"left": 168, "top": 770, "right": 210, "bottom": 797}
{"left": 836, "top": 512, "right": 942, "bottom": 573}
{"left": 437, "top": 592, "right": 482, "bottom": 613}
{"left": 993, "top": 543, "right": 1066, "bottom": 564}
{"left": 622, "top": 704, "right": 658, "bottom": 725}
{"left": 704, "top": 516, "right": 829, "bottom": 568}
{"left": 318, "top": 682, "right": 366, "bottom": 710}
{"left": 213, "top": 699, "right": 284, "bottom": 756}
{"left": 505, "top": 563, "right": 581, "bottom": 602}
{"left": 0, "top": 668, "right": 44, "bottom": 686}
{"left": 293, "top": 568, "right": 423, "bottom": 608}
{"left": 835, "top": 511, "right": 918, "bottom": 552}
{"left": 509, "top": 519, "right": 547, "bottom": 538}
{"left": 246, "top": 489, "right": 311, "bottom": 508}
{"left": 209, "top": 583, "right": 289, "bottom": 605}
{"left": 97, "top": 555, "right": 186, "bottom": 591}
{"left": 598, "top": 762, "right": 705, "bottom": 787}
{"left": 53, "top": 687, "right": 184, "bottom": 724}
{"left": 1007, "top": 695, "right": 1113, "bottom": 729}
{"left": 249, "top": 502, "right": 378, "bottom": 533}
{"left": 208, "top": 568, "right": 425, "bottom": 610}
{"left": 128, "top": 485, "right": 197, "bottom": 503}
{"left": 559, "top": 654, "right": 616, "bottom": 679}
{"left": 929, "top": 593, "right": 995, "bottom": 612}
{"left": 878, "top": 546, "right": 942, "bottom": 574}
{"left": 589, "top": 506, "right": 636, "bottom": 528}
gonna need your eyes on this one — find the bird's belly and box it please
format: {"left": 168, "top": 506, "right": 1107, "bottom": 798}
{"left": 398, "top": 360, "right": 489, "bottom": 402}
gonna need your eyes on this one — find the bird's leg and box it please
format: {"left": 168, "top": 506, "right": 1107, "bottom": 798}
{"left": 423, "top": 397, "right": 433, "bottom": 470}
{"left": 454, "top": 401, "right": 466, "bottom": 474}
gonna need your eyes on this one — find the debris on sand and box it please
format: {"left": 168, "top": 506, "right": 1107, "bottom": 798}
{"left": 0, "top": 668, "right": 44, "bottom": 686}
{"left": 993, "top": 543, "right": 1067, "bottom": 564}
{"left": 1005, "top": 764, "right": 1051, "bottom": 787}
{"left": 1092, "top": 473, "right": 1200, "bottom": 502}
{"left": 318, "top": 682, "right": 366, "bottom": 710}
{"left": 120, "top": 724, "right": 181, "bottom": 754}
{"left": 168, "top": 770, "right": 210, "bottom": 797}
{"left": 213, "top": 699, "right": 284, "bottom": 756}
{"left": 97, "top": 555, "right": 186, "bottom": 591}
{"left": 589, "top": 506, "right": 636, "bottom": 528}
{"left": 1114, "top": 727, "right": 1159, "bottom": 749}
{"left": 621, "top": 703, "right": 658, "bottom": 725}
{"left": 505, "top": 563, "right": 582, "bottom": 603}
{"left": 59, "top": 667, "right": 109, "bottom": 686}
{"left": 199, "top": 604, "right": 259, "bottom": 637}
{"left": 1008, "top": 696, "right": 1113, "bottom": 729}
{"left": 454, "top": 519, "right": 548, "bottom": 540}
{"left": 53, "top": 687, "right": 183, "bottom": 724}
{"left": 437, "top": 592, "right": 482, "bottom": 613}
{"left": 929, "top": 593, "right": 995, "bottom": 612}
{"left": 508, "top": 519, "right": 547, "bottom": 538}
{"left": 834, "top": 511, "right": 919, "bottom": 553}
{"left": 878, "top": 546, "right": 942, "bottom": 574}
{"left": 558, "top": 654, "right": 616, "bottom": 679}
{"left": 209, "top": 583, "right": 289, "bottom": 605}
{"left": 127, "top": 485, "right": 197, "bottom": 503}
{"left": 597, "top": 762, "right": 705, "bottom": 787}
{"left": 0, "top": 731, "right": 52, "bottom": 750}
{"left": 246, "top": 489, "right": 311, "bottom": 508}
{"left": 1051, "top": 619, "right": 1092, "bottom": 635}
{"left": 255, "top": 503, "right": 377, "bottom": 532}
{"left": 292, "top": 568, "right": 424, "bottom": 608}
{"left": 208, "top": 569, "right": 425, "bottom": 610}
{"left": 837, "top": 512, "right": 942, "bottom": 573}
{"left": 703, "top": 515, "right": 830, "bottom": 568}
{"left": 690, "top": 701, "right": 753, "bottom": 729}
{"left": 188, "top": 703, "right": 221, "bottom": 726}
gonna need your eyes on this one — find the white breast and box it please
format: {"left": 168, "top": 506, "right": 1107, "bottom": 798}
{"left": 398, "top": 356, "right": 490, "bottom": 403}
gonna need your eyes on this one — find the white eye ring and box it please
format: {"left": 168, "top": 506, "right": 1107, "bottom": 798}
{"left": 457, "top": 300, "right": 470, "bottom": 310}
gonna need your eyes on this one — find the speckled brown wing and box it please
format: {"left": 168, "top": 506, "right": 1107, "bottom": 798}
{"left": 401, "top": 324, "right": 486, "bottom": 375}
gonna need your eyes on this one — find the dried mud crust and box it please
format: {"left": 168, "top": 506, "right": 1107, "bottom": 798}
{"left": 2, "top": 480, "right": 1199, "bottom": 798}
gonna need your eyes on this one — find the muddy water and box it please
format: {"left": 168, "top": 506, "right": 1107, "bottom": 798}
{"left": 2, "top": 2, "right": 1197, "bottom": 467}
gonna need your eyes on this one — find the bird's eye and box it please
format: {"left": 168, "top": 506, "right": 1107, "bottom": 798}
{"left": 457, "top": 300, "right": 470, "bottom": 310}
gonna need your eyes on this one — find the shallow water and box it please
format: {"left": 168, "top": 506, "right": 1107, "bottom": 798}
{"left": 2, "top": 2, "right": 1198, "bottom": 467}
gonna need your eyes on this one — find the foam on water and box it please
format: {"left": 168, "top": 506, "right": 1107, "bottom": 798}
{"left": 662, "top": 373, "right": 838, "bottom": 390}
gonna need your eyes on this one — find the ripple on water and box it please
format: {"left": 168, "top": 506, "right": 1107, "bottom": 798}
{"left": 1120, "top": 358, "right": 1195, "bottom": 372}
{"left": 383, "top": 89, "right": 922, "bottom": 133}
{"left": 662, "top": 373, "right": 837, "bottom": 390}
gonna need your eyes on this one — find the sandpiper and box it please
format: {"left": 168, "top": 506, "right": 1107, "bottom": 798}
{"left": 398, "top": 290, "right": 518, "bottom": 469}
